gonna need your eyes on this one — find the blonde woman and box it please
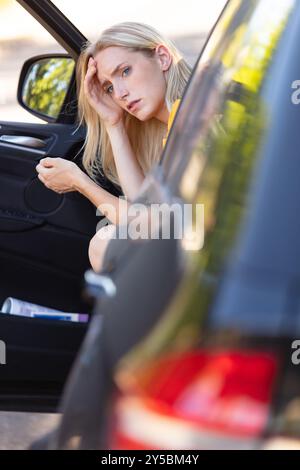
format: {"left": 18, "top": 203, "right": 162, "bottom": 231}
{"left": 36, "top": 22, "right": 192, "bottom": 272}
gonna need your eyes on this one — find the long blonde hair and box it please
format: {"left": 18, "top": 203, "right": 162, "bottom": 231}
{"left": 76, "top": 22, "right": 192, "bottom": 187}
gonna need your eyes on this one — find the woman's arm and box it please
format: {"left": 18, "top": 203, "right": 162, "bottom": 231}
{"left": 73, "top": 119, "right": 145, "bottom": 221}
{"left": 36, "top": 157, "right": 127, "bottom": 225}
{"left": 37, "top": 57, "right": 146, "bottom": 224}
{"left": 84, "top": 58, "right": 145, "bottom": 200}
{"left": 106, "top": 122, "right": 145, "bottom": 201}
{"left": 74, "top": 170, "right": 128, "bottom": 225}
{"left": 36, "top": 119, "right": 146, "bottom": 225}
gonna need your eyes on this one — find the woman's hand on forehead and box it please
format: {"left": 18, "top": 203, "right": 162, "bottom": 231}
{"left": 84, "top": 56, "right": 125, "bottom": 128}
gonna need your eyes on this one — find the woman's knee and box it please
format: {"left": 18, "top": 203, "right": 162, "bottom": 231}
{"left": 88, "top": 225, "right": 116, "bottom": 272}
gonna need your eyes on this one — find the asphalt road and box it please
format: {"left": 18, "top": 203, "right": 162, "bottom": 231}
{"left": 0, "top": 412, "right": 60, "bottom": 450}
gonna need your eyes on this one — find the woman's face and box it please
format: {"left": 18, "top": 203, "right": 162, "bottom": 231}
{"left": 93, "top": 45, "right": 171, "bottom": 123}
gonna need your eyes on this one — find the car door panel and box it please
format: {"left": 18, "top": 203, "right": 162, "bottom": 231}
{"left": 0, "top": 121, "right": 100, "bottom": 301}
{"left": 0, "top": 313, "right": 88, "bottom": 412}
{"left": 0, "top": 122, "right": 96, "bottom": 411}
{"left": 0, "top": 0, "right": 103, "bottom": 413}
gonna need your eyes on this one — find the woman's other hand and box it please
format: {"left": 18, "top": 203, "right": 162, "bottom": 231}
{"left": 35, "top": 157, "right": 84, "bottom": 194}
{"left": 84, "top": 57, "right": 124, "bottom": 128}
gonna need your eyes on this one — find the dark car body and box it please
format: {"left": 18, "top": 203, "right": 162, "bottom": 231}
{"left": 1, "top": 0, "right": 300, "bottom": 451}
{"left": 102, "top": 0, "right": 300, "bottom": 450}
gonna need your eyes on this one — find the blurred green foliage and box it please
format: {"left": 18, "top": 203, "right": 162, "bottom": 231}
{"left": 22, "top": 57, "right": 75, "bottom": 119}
{"left": 120, "top": 3, "right": 292, "bottom": 369}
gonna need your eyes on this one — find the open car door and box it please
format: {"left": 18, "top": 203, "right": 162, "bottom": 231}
{"left": 0, "top": 0, "right": 119, "bottom": 412}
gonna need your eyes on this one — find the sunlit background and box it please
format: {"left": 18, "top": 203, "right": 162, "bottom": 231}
{"left": 0, "top": 0, "right": 226, "bottom": 123}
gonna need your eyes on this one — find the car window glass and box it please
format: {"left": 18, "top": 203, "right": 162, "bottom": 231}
{"left": 0, "top": 0, "right": 66, "bottom": 123}
{"left": 152, "top": 0, "right": 297, "bottom": 338}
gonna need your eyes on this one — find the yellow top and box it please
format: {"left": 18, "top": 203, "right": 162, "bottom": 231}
{"left": 162, "top": 99, "right": 181, "bottom": 148}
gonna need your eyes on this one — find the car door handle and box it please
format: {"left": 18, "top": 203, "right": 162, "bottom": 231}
{"left": 0, "top": 135, "right": 46, "bottom": 149}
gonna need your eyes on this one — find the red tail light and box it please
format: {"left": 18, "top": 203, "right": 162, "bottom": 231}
{"left": 110, "top": 350, "right": 278, "bottom": 450}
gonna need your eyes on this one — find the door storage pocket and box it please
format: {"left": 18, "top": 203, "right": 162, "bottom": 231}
{"left": 0, "top": 313, "right": 88, "bottom": 412}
